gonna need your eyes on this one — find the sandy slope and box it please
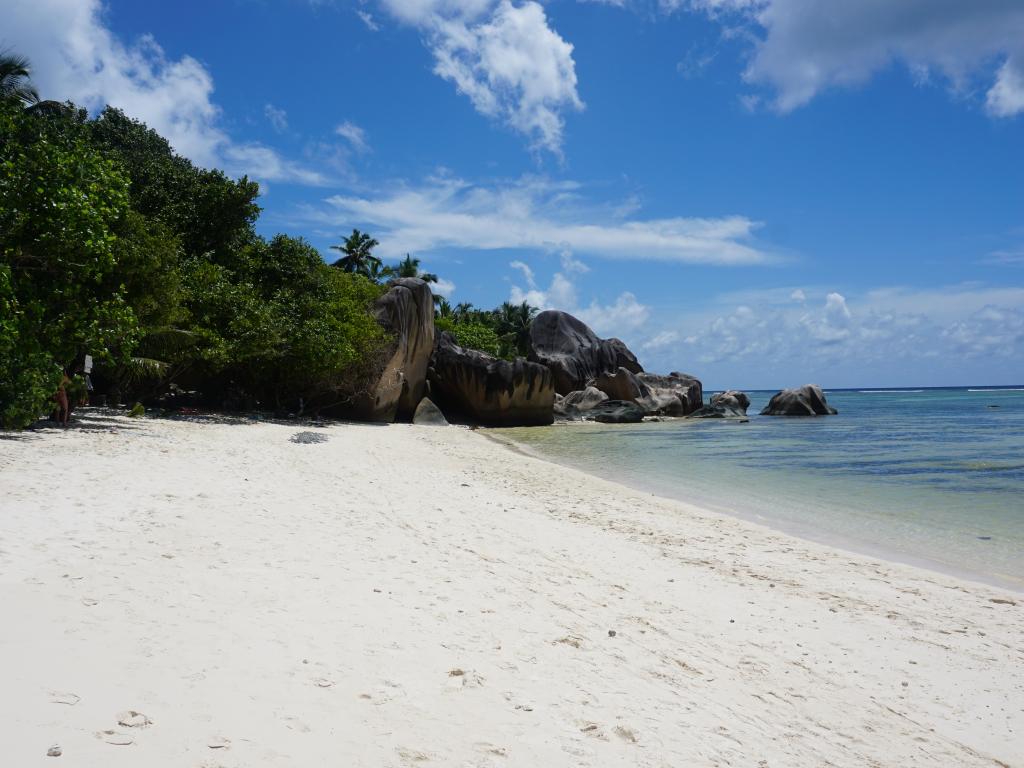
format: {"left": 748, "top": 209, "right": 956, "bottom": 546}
{"left": 0, "top": 410, "right": 1021, "bottom": 767}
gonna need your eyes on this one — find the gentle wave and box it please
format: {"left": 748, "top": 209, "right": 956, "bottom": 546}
{"left": 858, "top": 389, "right": 924, "bottom": 393}
{"left": 967, "top": 388, "right": 1024, "bottom": 392}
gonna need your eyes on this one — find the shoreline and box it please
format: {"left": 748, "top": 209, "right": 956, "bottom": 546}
{"left": 2, "top": 411, "right": 1021, "bottom": 766}
{"left": 484, "top": 426, "right": 1024, "bottom": 594}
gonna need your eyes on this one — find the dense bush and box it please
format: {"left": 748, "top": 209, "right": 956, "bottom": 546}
{"left": 435, "top": 317, "right": 502, "bottom": 357}
{"left": 0, "top": 96, "right": 388, "bottom": 427}
{"left": 0, "top": 99, "right": 139, "bottom": 427}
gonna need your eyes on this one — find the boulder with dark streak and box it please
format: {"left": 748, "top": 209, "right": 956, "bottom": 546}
{"left": 760, "top": 384, "right": 838, "bottom": 416}
{"left": 591, "top": 367, "right": 650, "bottom": 403}
{"left": 582, "top": 399, "right": 646, "bottom": 424}
{"left": 635, "top": 371, "right": 703, "bottom": 416}
{"left": 348, "top": 278, "right": 435, "bottom": 422}
{"left": 428, "top": 333, "right": 555, "bottom": 426}
{"left": 555, "top": 386, "right": 611, "bottom": 420}
{"left": 689, "top": 390, "right": 750, "bottom": 419}
{"left": 528, "top": 310, "right": 642, "bottom": 395}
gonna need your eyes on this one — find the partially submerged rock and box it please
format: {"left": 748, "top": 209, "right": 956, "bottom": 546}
{"left": 528, "top": 310, "right": 642, "bottom": 395}
{"left": 635, "top": 372, "right": 703, "bottom": 416}
{"left": 563, "top": 386, "right": 610, "bottom": 411}
{"left": 689, "top": 390, "right": 750, "bottom": 419}
{"left": 428, "top": 333, "right": 555, "bottom": 426}
{"left": 554, "top": 386, "right": 610, "bottom": 420}
{"left": 760, "top": 384, "right": 837, "bottom": 416}
{"left": 412, "top": 397, "right": 449, "bottom": 426}
{"left": 350, "top": 278, "right": 435, "bottom": 422}
{"left": 582, "top": 399, "right": 646, "bottom": 424}
{"left": 586, "top": 368, "right": 704, "bottom": 417}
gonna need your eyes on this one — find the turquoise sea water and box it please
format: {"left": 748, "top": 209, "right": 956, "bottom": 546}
{"left": 498, "top": 387, "right": 1024, "bottom": 590}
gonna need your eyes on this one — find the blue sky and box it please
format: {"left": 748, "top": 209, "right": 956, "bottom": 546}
{"left": 7, "top": 0, "right": 1024, "bottom": 388}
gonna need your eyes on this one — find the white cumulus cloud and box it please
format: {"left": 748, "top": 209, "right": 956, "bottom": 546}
{"left": 377, "top": 0, "right": 583, "bottom": 154}
{"left": 677, "top": 0, "right": 1024, "bottom": 117}
{"left": 4, "top": 0, "right": 328, "bottom": 185}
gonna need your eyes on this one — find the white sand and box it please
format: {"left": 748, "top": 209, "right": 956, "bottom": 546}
{"left": 1, "top": 411, "right": 1021, "bottom": 767}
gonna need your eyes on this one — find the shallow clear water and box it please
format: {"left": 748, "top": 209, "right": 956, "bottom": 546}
{"left": 499, "top": 387, "right": 1024, "bottom": 590}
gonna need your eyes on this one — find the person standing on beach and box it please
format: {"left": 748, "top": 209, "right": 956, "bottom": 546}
{"left": 52, "top": 371, "right": 70, "bottom": 426}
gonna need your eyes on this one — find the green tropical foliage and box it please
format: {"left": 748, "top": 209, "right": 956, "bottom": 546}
{"left": 433, "top": 299, "right": 538, "bottom": 360}
{"left": 0, "top": 52, "right": 39, "bottom": 106}
{"left": 435, "top": 317, "right": 502, "bottom": 357}
{"left": 0, "top": 55, "right": 389, "bottom": 428}
{"left": 330, "top": 229, "right": 382, "bottom": 277}
{"left": 391, "top": 254, "right": 437, "bottom": 283}
{"left": 494, "top": 301, "right": 538, "bottom": 358}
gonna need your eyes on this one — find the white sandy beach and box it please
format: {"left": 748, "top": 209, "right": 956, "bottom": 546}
{"left": 1, "top": 410, "right": 1021, "bottom": 767}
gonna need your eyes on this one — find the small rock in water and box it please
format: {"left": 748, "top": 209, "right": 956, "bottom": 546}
{"left": 290, "top": 431, "right": 328, "bottom": 445}
{"left": 47, "top": 745, "right": 62, "bottom": 757}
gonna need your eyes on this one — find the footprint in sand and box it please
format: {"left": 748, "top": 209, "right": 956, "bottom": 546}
{"left": 613, "top": 725, "right": 638, "bottom": 744}
{"left": 474, "top": 742, "right": 508, "bottom": 757}
{"left": 446, "top": 668, "right": 485, "bottom": 690}
{"left": 50, "top": 691, "right": 80, "bottom": 706}
{"left": 396, "top": 746, "right": 432, "bottom": 762}
{"left": 361, "top": 680, "right": 406, "bottom": 705}
{"left": 117, "top": 710, "right": 152, "bottom": 728}
{"left": 207, "top": 735, "right": 231, "bottom": 749}
{"left": 95, "top": 730, "right": 134, "bottom": 746}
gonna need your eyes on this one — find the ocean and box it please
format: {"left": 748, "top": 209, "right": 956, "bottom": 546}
{"left": 498, "top": 387, "right": 1024, "bottom": 590}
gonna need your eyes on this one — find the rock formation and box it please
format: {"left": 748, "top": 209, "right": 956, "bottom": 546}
{"left": 760, "top": 384, "right": 838, "bottom": 416}
{"left": 635, "top": 372, "right": 703, "bottom": 416}
{"left": 528, "top": 310, "right": 642, "bottom": 395}
{"left": 592, "top": 367, "right": 649, "bottom": 403}
{"left": 564, "top": 386, "right": 610, "bottom": 411}
{"left": 582, "top": 399, "right": 646, "bottom": 424}
{"left": 689, "top": 390, "right": 750, "bottom": 419}
{"left": 412, "top": 397, "right": 449, "bottom": 426}
{"left": 428, "top": 333, "right": 555, "bottom": 426}
{"left": 349, "top": 278, "right": 435, "bottom": 422}
{"left": 554, "top": 386, "right": 610, "bottom": 420}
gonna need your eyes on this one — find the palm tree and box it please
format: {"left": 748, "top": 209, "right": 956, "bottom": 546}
{"left": 363, "top": 259, "right": 395, "bottom": 283}
{"left": 494, "top": 301, "right": 538, "bottom": 358}
{"left": 330, "top": 229, "right": 381, "bottom": 277}
{"left": 454, "top": 302, "right": 476, "bottom": 322}
{"left": 390, "top": 254, "right": 438, "bottom": 284}
{"left": 0, "top": 52, "right": 40, "bottom": 106}
{"left": 435, "top": 297, "right": 454, "bottom": 320}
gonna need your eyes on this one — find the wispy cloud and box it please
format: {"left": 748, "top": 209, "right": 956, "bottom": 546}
{"left": 264, "top": 103, "right": 288, "bottom": 132}
{"left": 356, "top": 9, "right": 380, "bottom": 31}
{"left": 985, "top": 248, "right": 1024, "bottom": 266}
{"left": 335, "top": 121, "right": 370, "bottom": 153}
{"left": 301, "top": 174, "right": 770, "bottom": 264}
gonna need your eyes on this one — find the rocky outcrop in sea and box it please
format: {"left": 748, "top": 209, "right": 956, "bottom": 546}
{"left": 760, "top": 385, "right": 838, "bottom": 416}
